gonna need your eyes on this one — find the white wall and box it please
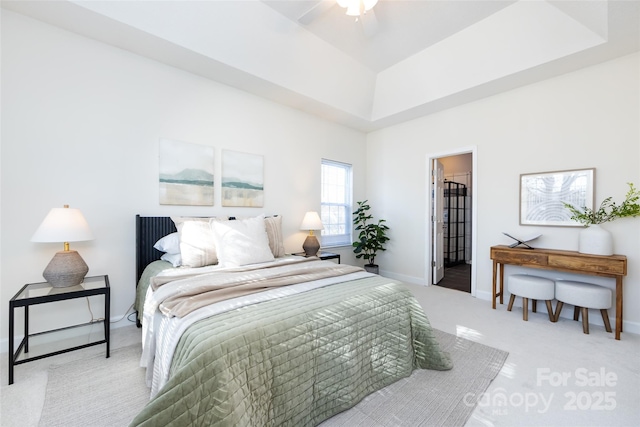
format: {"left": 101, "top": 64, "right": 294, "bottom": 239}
{"left": 367, "top": 53, "right": 640, "bottom": 332}
{"left": 0, "top": 11, "right": 367, "bottom": 345}
{"left": 3, "top": 9, "right": 639, "bottom": 350}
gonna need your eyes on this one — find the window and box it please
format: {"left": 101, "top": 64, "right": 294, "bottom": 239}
{"left": 321, "top": 159, "right": 352, "bottom": 247}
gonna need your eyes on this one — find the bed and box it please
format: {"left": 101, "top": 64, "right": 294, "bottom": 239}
{"left": 131, "top": 215, "right": 453, "bottom": 427}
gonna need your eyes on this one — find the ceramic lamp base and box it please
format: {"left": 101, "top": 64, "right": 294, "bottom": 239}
{"left": 302, "top": 235, "right": 320, "bottom": 257}
{"left": 43, "top": 250, "right": 89, "bottom": 288}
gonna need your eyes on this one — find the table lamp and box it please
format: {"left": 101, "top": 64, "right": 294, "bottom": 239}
{"left": 31, "top": 205, "right": 94, "bottom": 288}
{"left": 300, "top": 211, "right": 324, "bottom": 256}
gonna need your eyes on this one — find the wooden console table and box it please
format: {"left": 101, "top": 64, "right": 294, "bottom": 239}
{"left": 490, "top": 245, "right": 627, "bottom": 340}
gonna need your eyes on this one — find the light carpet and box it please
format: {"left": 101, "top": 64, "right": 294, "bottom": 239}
{"left": 39, "top": 330, "right": 508, "bottom": 427}
{"left": 39, "top": 344, "right": 147, "bottom": 427}
{"left": 320, "top": 329, "right": 509, "bottom": 426}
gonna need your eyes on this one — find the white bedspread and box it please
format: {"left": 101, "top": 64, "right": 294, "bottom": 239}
{"left": 140, "top": 256, "right": 371, "bottom": 398}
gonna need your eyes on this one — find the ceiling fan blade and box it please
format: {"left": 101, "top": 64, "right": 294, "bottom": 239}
{"left": 298, "top": 0, "right": 335, "bottom": 25}
{"left": 360, "top": 8, "right": 379, "bottom": 37}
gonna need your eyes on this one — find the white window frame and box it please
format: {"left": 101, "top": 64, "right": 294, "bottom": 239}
{"left": 320, "top": 159, "right": 353, "bottom": 248}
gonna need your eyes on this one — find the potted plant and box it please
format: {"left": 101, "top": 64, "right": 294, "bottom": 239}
{"left": 352, "top": 200, "right": 390, "bottom": 274}
{"left": 563, "top": 182, "right": 640, "bottom": 255}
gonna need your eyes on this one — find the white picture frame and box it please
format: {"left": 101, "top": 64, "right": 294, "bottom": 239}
{"left": 519, "top": 168, "right": 595, "bottom": 226}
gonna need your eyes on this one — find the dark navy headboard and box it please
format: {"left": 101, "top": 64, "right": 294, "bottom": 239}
{"left": 135, "top": 215, "right": 176, "bottom": 284}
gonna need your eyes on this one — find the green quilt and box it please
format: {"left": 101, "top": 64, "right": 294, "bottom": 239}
{"left": 130, "top": 276, "right": 452, "bottom": 426}
{"left": 135, "top": 260, "right": 173, "bottom": 323}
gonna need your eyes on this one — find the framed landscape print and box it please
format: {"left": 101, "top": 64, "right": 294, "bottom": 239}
{"left": 519, "top": 168, "right": 594, "bottom": 226}
{"left": 159, "top": 138, "right": 214, "bottom": 206}
{"left": 221, "top": 150, "right": 264, "bottom": 207}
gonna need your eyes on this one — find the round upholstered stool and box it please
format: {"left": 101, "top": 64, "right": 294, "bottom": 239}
{"left": 554, "top": 281, "right": 612, "bottom": 334}
{"left": 507, "top": 274, "right": 555, "bottom": 321}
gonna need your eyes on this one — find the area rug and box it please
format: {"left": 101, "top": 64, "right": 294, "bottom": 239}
{"left": 39, "top": 330, "right": 508, "bottom": 427}
{"left": 39, "top": 344, "right": 148, "bottom": 427}
{"left": 320, "top": 329, "right": 509, "bottom": 426}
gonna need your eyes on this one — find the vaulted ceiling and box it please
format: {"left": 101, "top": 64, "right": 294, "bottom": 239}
{"left": 3, "top": 0, "right": 639, "bottom": 132}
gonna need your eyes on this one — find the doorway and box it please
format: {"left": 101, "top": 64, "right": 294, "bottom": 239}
{"left": 426, "top": 147, "right": 477, "bottom": 295}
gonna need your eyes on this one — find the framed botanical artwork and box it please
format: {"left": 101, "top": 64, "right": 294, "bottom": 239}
{"left": 159, "top": 138, "right": 214, "bottom": 206}
{"left": 519, "top": 168, "right": 595, "bottom": 226}
{"left": 221, "top": 150, "right": 264, "bottom": 207}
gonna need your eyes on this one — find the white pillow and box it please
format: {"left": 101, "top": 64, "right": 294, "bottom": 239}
{"left": 211, "top": 215, "right": 275, "bottom": 267}
{"left": 154, "top": 232, "right": 180, "bottom": 254}
{"left": 226, "top": 215, "right": 285, "bottom": 258}
{"left": 160, "top": 252, "right": 182, "bottom": 267}
{"left": 171, "top": 217, "right": 227, "bottom": 268}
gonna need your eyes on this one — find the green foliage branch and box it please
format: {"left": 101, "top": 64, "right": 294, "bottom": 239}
{"left": 352, "top": 200, "right": 390, "bottom": 266}
{"left": 563, "top": 182, "right": 640, "bottom": 226}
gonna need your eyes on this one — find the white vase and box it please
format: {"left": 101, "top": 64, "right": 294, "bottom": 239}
{"left": 578, "top": 224, "right": 613, "bottom": 256}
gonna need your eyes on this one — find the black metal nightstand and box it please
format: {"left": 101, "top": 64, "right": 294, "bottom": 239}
{"left": 293, "top": 251, "right": 341, "bottom": 264}
{"left": 8, "top": 275, "right": 110, "bottom": 384}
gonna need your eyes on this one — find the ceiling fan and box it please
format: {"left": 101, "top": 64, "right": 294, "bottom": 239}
{"left": 298, "top": 0, "right": 380, "bottom": 37}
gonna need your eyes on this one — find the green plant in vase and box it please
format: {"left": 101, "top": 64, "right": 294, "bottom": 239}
{"left": 563, "top": 182, "right": 640, "bottom": 225}
{"left": 563, "top": 182, "right": 640, "bottom": 255}
{"left": 352, "top": 200, "right": 390, "bottom": 274}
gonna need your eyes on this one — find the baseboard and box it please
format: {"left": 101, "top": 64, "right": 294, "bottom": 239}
{"left": 0, "top": 315, "right": 136, "bottom": 354}
{"left": 475, "top": 289, "right": 493, "bottom": 301}
{"left": 621, "top": 319, "right": 640, "bottom": 335}
{"left": 475, "top": 291, "right": 640, "bottom": 335}
{"left": 379, "top": 270, "right": 425, "bottom": 286}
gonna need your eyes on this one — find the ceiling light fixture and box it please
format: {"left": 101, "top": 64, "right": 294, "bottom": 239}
{"left": 337, "top": 0, "right": 378, "bottom": 20}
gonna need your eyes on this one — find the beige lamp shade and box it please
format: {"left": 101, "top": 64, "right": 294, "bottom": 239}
{"left": 32, "top": 205, "right": 94, "bottom": 288}
{"left": 300, "top": 211, "right": 323, "bottom": 257}
{"left": 300, "top": 211, "right": 323, "bottom": 232}
{"left": 31, "top": 206, "right": 94, "bottom": 243}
